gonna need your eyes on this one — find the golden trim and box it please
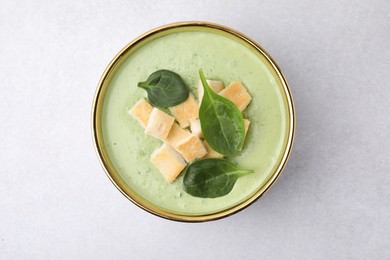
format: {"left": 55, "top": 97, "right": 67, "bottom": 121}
{"left": 91, "top": 21, "right": 295, "bottom": 222}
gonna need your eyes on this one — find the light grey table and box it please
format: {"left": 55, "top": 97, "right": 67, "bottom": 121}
{"left": 1, "top": 0, "right": 389, "bottom": 259}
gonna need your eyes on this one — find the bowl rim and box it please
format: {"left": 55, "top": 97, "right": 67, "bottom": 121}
{"left": 91, "top": 21, "right": 296, "bottom": 222}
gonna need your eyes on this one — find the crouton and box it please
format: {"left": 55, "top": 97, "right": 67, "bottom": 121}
{"left": 219, "top": 81, "right": 252, "bottom": 111}
{"left": 128, "top": 98, "right": 153, "bottom": 128}
{"left": 169, "top": 94, "right": 199, "bottom": 128}
{"left": 150, "top": 144, "right": 187, "bottom": 183}
{"left": 145, "top": 108, "right": 175, "bottom": 140}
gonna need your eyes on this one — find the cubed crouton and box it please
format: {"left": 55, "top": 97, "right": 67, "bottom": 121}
{"left": 175, "top": 134, "right": 207, "bottom": 162}
{"left": 202, "top": 140, "right": 223, "bottom": 158}
{"left": 165, "top": 123, "right": 192, "bottom": 149}
{"left": 128, "top": 98, "right": 153, "bottom": 128}
{"left": 150, "top": 144, "right": 187, "bottom": 183}
{"left": 197, "top": 79, "right": 224, "bottom": 102}
{"left": 189, "top": 119, "right": 203, "bottom": 139}
{"left": 169, "top": 94, "right": 199, "bottom": 128}
{"left": 145, "top": 108, "right": 175, "bottom": 140}
{"left": 219, "top": 81, "right": 252, "bottom": 111}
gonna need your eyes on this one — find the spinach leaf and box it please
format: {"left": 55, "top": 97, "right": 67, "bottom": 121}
{"left": 183, "top": 158, "right": 253, "bottom": 198}
{"left": 138, "top": 70, "right": 189, "bottom": 107}
{"left": 199, "top": 69, "right": 245, "bottom": 156}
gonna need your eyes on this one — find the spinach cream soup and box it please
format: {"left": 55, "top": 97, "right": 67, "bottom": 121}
{"left": 98, "top": 25, "right": 292, "bottom": 216}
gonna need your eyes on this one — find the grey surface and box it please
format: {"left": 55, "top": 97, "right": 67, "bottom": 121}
{"left": 1, "top": 0, "right": 389, "bottom": 259}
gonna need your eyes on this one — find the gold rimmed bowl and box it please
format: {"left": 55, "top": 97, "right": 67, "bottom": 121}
{"left": 92, "top": 21, "right": 295, "bottom": 222}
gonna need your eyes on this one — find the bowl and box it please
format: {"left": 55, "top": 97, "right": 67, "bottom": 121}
{"left": 92, "top": 21, "right": 295, "bottom": 222}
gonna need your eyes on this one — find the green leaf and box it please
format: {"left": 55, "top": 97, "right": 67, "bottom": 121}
{"left": 199, "top": 69, "right": 245, "bottom": 156}
{"left": 138, "top": 69, "right": 189, "bottom": 107}
{"left": 183, "top": 158, "right": 253, "bottom": 198}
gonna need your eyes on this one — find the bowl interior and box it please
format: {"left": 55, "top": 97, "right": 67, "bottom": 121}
{"left": 93, "top": 23, "right": 294, "bottom": 221}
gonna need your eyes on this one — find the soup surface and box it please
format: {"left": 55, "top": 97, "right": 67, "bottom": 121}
{"left": 101, "top": 29, "right": 289, "bottom": 215}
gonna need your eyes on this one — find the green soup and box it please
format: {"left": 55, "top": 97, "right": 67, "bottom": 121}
{"left": 99, "top": 26, "right": 291, "bottom": 216}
